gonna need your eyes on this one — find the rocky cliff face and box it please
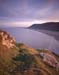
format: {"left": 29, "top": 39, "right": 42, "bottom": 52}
{"left": 0, "top": 30, "right": 16, "bottom": 48}
{"left": 0, "top": 30, "right": 18, "bottom": 61}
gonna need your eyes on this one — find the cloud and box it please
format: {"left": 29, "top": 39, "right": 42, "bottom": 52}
{"left": 0, "top": 21, "right": 34, "bottom": 27}
{"left": 0, "top": 0, "right": 59, "bottom": 27}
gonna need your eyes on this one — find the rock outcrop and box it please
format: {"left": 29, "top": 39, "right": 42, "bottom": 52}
{"left": 0, "top": 30, "right": 16, "bottom": 48}
{"left": 40, "top": 52, "right": 59, "bottom": 71}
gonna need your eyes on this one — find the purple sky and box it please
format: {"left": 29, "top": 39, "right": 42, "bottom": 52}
{"left": 0, "top": 0, "right": 59, "bottom": 27}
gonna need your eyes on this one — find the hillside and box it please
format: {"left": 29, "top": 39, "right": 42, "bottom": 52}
{"left": 28, "top": 22, "right": 59, "bottom": 40}
{"left": 29, "top": 22, "right": 59, "bottom": 31}
{"left": 0, "top": 30, "right": 59, "bottom": 75}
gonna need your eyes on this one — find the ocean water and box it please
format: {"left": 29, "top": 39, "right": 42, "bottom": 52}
{"left": 0, "top": 27, "right": 59, "bottom": 55}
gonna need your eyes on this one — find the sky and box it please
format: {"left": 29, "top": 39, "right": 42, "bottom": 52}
{"left": 0, "top": 0, "right": 59, "bottom": 27}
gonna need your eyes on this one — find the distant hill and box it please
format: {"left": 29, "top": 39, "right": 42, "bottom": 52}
{"left": 29, "top": 22, "right": 59, "bottom": 31}
{"left": 0, "top": 30, "right": 59, "bottom": 75}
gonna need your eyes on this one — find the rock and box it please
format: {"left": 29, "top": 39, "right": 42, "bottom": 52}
{"left": 0, "top": 30, "right": 16, "bottom": 48}
{"left": 40, "top": 52, "right": 59, "bottom": 70}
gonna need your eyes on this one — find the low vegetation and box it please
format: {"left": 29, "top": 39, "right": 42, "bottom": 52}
{"left": 0, "top": 30, "right": 59, "bottom": 75}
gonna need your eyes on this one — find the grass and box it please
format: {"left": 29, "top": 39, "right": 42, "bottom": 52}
{"left": 0, "top": 43, "right": 59, "bottom": 75}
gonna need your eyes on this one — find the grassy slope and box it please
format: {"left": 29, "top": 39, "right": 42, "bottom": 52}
{"left": 0, "top": 43, "right": 59, "bottom": 75}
